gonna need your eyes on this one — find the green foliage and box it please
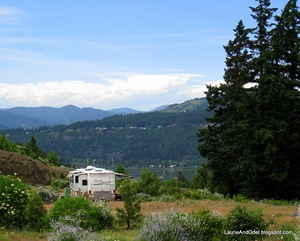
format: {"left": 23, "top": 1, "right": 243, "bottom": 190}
{"left": 157, "top": 194, "right": 176, "bottom": 202}
{"left": 6, "top": 110, "right": 206, "bottom": 167}
{"left": 0, "top": 134, "right": 17, "bottom": 152}
{"left": 24, "top": 136, "right": 47, "bottom": 159}
{"left": 177, "top": 171, "right": 189, "bottom": 187}
{"left": 198, "top": 0, "right": 300, "bottom": 200}
{"left": 159, "top": 179, "right": 182, "bottom": 197}
{"left": 114, "top": 165, "right": 128, "bottom": 174}
{"left": 24, "top": 190, "right": 47, "bottom": 232}
{"left": 0, "top": 174, "right": 31, "bottom": 230}
{"left": 49, "top": 196, "right": 114, "bottom": 232}
{"left": 233, "top": 194, "right": 249, "bottom": 203}
{"left": 295, "top": 206, "right": 300, "bottom": 241}
{"left": 136, "top": 170, "right": 160, "bottom": 196}
{"left": 225, "top": 206, "right": 268, "bottom": 241}
{"left": 116, "top": 179, "right": 142, "bottom": 229}
{"left": 259, "top": 199, "right": 294, "bottom": 206}
{"left": 135, "top": 193, "right": 153, "bottom": 203}
{"left": 47, "top": 151, "right": 60, "bottom": 166}
{"left": 183, "top": 189, "right": 223, "bottom": 201}
{"left": 52, "top": 178, "right": 69, "bottom": 190}
{"left": 191, "top": 162, "right": 212, "bottom": 190}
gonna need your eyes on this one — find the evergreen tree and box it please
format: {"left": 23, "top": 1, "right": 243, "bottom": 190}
{"left": 198, "top": 20, "right": 253, "bottom": 197}
{"left": 198, "top": 0, "right": 300, "bottom": 199}
{"left": 47, "top": 150, "right": 60, "bottom": 166}
{"left": 116, "top": 179, "right": 142, "bottom": 229}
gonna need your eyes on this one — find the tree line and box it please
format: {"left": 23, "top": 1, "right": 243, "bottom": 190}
{"left": 198, "top": 0, "right": 300, "bottom": 200}
{"left": 5, "top": 110, "right": 208, "bottom": 167}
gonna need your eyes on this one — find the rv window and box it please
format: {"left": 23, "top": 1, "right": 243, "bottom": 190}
{"left": 82, "top": 180, "right": 88, "bottom": 186}
{"left": 75, "top": 176, "right": 79, "bottom": 183}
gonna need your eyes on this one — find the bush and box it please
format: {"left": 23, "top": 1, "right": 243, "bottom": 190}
{"left": 158, "top": 194, "right": 176, "bottom": 202}
{"left": 49, "top": 196, "right": 114, "bottom": 231}
{"left": 136, "top": 193, "right": 153, "bottom": 203}
{"left": 48, "top": 216, "right": 100, "bottom": 241}
{"left": 0, "top": 174, "right": 31, "bottom": 230}
{"left": 225, "top": 206, "right": 268, "bottom": 241}
{"left": 233, "top": 194, "right": 249, "bottom": 202}
{"left": 138, "top": 210, "right": 225, "bottom": 241}
{"left": 295, "top": 205, "right": 300, "bottom": 241}
{"left": 35, "top": 186, "right": 59, "bottom": 204}
{"left": 52, "top": 178, "right": 69, "bottom": 190}
{"left": 24, "top": 189, "right": 47, "bottom": 231}
{"left": 136, "top": 170, "right": 160, "bottom": 196}
{"left": 183, "top": 188, "right": 223, "bottom": 200}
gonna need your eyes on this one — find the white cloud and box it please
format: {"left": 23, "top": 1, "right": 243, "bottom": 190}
{"left": 0, "top": 7, "right": 22, "bottom": 25}
{"left": 0, "top": 73, "right": 209, "bottom": 110}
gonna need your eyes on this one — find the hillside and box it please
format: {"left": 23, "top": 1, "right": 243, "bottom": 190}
{"left": 162, "top": 98, "right": 208, "bottom": 112}
{"left": 2, "top": 99, "right": 210, "bottom": 167}
{"left": 6, "top": 111, "right": 208, "bottom": 167}
{"left": 0, "top": 109, "right": 49, "bottom": 129}
{"left": 0, "top": 149, "right": 52, "bottom": 185}
{"left": 0, "top": 98, "right": 208, "bottom": 129}
{"left": 0, "top": 105, "right": 142, "bottom": 129}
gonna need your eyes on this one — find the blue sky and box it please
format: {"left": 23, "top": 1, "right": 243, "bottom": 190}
{"left": 0, "top": 0, "right": 286, "bottom": 110}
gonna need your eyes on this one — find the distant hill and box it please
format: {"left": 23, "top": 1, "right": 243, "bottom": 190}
{"left": 6, "top": 103, "right": 209, "bottom": 167}
{"left": 108, "top": 108, "right": 142, "bottom": 115}
{"left": 0, "top": 109, "right": 49, "bottom": 129}
{"left": 0, "top": 99, "right": 208, "bottom": 129}
{"left": 0, "top": 105, "right": 142, "bottom": 129}
{"left": 162, "top": 98, "right": 208, "bottom": 112}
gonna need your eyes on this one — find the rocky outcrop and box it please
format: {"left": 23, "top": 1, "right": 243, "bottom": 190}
{"left": 0, "top": 150, "right": 51, "bottom": 185}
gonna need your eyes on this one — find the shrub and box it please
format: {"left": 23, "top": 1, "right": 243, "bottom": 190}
{"left": 158, "top": 194, "right": 176, "bottom": 202}
{"left": 295, "top": 205, "right": 300, "bottom": 241}
{"left": 137, "top": 210, "right": 225, "bottom": 241}
{"left": 183, "top": 188, "right": 223, "bottom": 200}
{"left": 35, "top": 186, "right": 59, "bottom": 204}
{"left": 52, "top": 178, "right": 69, "bottom": 190}
{"left": 136, "top": 193, "right": 153, "bottom": 203}
{"left": 24, "top": 189, "right": 47, "bottom": 231}
{"left": 48, "top": 216, "right": 100, "bottom": 241}
{"left": 0, "top": 174, "right": 31, "bottom": 230}
{"left": 49, "top": 196, "right": 114, "bottom": 231}
{"left": 136, "top": 170, "right": 160, "bottom": 196}
{"left": 225, "top": 206, "right": 268, "bottom": 241}
{"left": 160, "top": 179, "right": 183, "bottom": 196}
{"left": 233, "top": 194, "right": 249, "bottom": 202}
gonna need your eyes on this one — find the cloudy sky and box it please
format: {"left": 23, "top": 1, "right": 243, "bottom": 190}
{"left": 0, "top": 0, "right": 286, "bottom": 110}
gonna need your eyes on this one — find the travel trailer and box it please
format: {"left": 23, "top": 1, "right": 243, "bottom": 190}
{"left": 68, "top": 166, "right": 129, "bottom": 201}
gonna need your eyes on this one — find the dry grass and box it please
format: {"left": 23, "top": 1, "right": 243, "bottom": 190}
{"left": 109, "top": 198, "right": 299, "bottom": 231}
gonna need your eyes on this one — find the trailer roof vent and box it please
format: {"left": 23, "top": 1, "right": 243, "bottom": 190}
{"left": 86, "top": 166, "right": 94, "bottom": 170}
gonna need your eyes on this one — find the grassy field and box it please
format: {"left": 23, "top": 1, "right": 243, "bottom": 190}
{"left": 0, "top": 198, "right": 299, "bottom": 241}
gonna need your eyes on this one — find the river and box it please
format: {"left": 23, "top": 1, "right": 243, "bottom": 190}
{"left": 126, "top": 167, "right": 197, "bottom": 182}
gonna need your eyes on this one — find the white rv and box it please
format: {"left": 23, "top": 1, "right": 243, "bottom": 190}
{"left": 68, "top": 166, "right": 129, "bottom": 201}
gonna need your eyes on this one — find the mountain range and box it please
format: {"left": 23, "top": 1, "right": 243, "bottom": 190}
{"left": 0, "top": 98, "right": 207, "bottom": 129}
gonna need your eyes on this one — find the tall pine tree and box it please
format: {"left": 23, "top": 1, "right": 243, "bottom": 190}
{"left": 198, "top": 20, "right": 253, "bottom": 197}
{"left": 198, "top": 0, "right": 300, "bottom": 199}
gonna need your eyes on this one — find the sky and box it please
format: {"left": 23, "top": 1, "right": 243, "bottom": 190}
{"left": 0, "top": 0, "right": 287, "bottom": 111}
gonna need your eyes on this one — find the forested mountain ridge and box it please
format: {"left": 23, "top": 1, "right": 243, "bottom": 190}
{"left": 1, "top": 105, "right": 134, "bottom": 128}
{"left": 5, "top": 105, "right": 208, "bottom": 168}
{"left": 0, "top": 98, "right": 207, "bottom": 129}
{"left": 162, "top": 98, "right": 208, "bottom": 112}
